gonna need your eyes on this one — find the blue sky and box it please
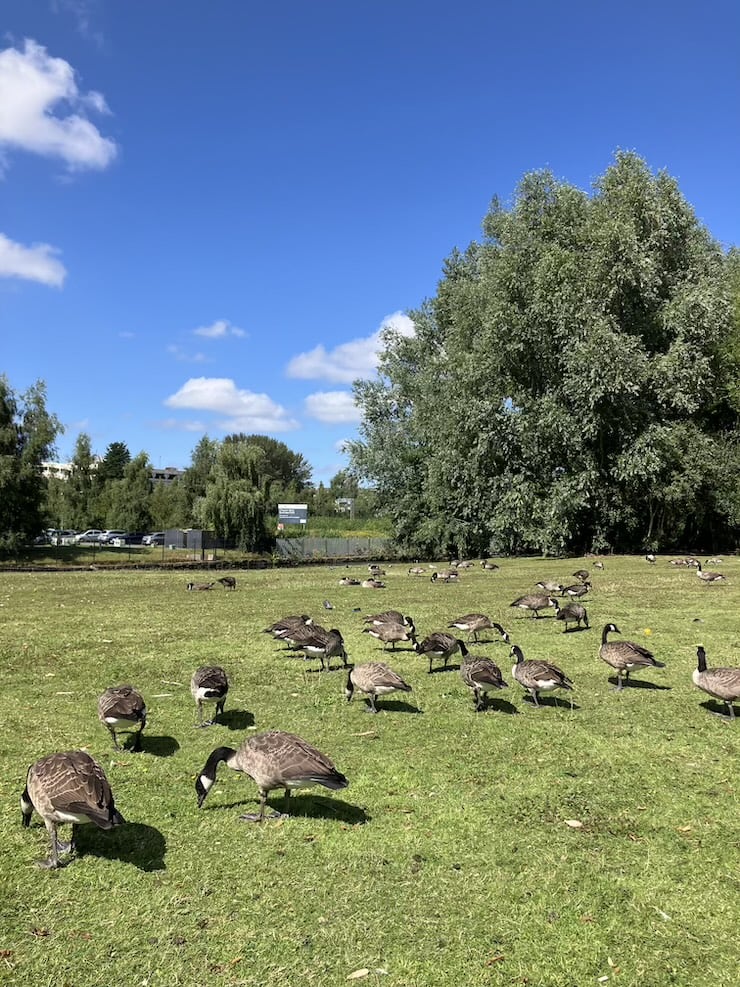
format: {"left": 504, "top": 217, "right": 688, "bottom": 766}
{"left": 2, "top": 1, "right": 738, "bottom": 480}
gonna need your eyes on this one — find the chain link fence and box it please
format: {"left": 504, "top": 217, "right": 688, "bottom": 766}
{"left": 275, "top": 537, "right": 394, "bottom": 561}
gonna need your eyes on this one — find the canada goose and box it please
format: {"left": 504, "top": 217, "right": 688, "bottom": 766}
{"left": 645, "top": 553, "right": 656, "bottom": 564}
{"left": 509, "top": 594, "right": 558, "bottom": 618}
{"left": 685, "top": 557, "right": 700, "bottom": 568}
{"left": 563, "top": 582, "right": 591, "bottom": 599}
{"left": 195, "top": 731, "right": 348, "bottom": 821}
{"left": 263, "top": 615, "right": 312, "bottom": 639}
{"left": 695, "top": 562, "right": 726, "bottom": 583}
{"left": 430, "top": 570, "right": 459, "bottom": 583}
{"left": 536, "top": 581, "right": 564, "bottom": 594}
{"left": 339, "top": 577, "right": 361, "bottom": 586}
{"left": 408, "top": 566, "right": 426, "bottom": 576}
{"left": 187, "top": 582, "right": 215, "bottom": 591}
{"left": 363, "top": 610, "right": 409, "bottom": 626}
{"left": 97, "top": 685, "right": 146, "bottom": 752}
{"left": 510, "top": 645, "right": 574, "bottom": 709}
{"left": 447, "top": 614, "right": 510, "bottom": 644}
{"left": 361, "top": 578, "right": 386, "bottom": 589}
{"left": 289, "top": 627, "right": 348, "bottom": 671}
{"left": 459, "top": 654, "right": 508, "bottom": 711}
{"left": 692, "top": 646, "right": 740, "bottom": 720}
{"left": 191, "top": 666, "right": 229, "bottom": 726}
{"left": 593, "top": 561, "right": 605, "bottom": 570}
{"left": 554, "top": 603, "right": 589, "bottom": 633}
{"left": 480, "top": 560, "right": 500, "bottom": 570}
{"left": 706, "top": 558, "right": 723, "bottom": 566}
{"left": 415, "top": 633, "right": 468, "bottom": 674}
{"left": 669, "top": 558, "right": 688, "bottom": 566}
{"left": 345, "top": 662, "right": 412, "bottom": 712}
{"left": 368, "top": 565, "right": 386, "bottom": 575}
{"left": 217, "top": 576, "right": 237, "bottom": 590}
{"left": 456, "top": 561, "right": 475, "bottom": 569}
{"left": 362, "top": 620, "right": 417, "bottom": 650}
{"left": 598, "top": 623, "right": 665, "bottom": 690}
{"left": 572, "top": 569, "right": 589, "bottom": 583}
{"left": 21, "top": 751, "right": 124, "bottom": 869}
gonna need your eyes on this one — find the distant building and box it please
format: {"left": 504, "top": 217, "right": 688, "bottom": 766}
{"left": 41, "top": 460, "right": 183, "bottom": 485}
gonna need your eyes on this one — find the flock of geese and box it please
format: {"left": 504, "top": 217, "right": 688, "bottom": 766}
{"left": 19, "top": 557, "right": 739, "bottom": 870}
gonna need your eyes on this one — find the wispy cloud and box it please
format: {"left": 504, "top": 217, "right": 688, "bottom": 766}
{"left": 51, "top": 1, "right": 105, "bottom": 48}
{"left": 286, "top": 311, "right": 415, "bottom": 383}
{"left": 0, "top": 39, "right": 116, "bottom": 173}
{"left": 167, "top": 344, "right": 210, "bottom": 364}
{"left": 304, "top": 390, "right": 361, "bottom": 424}
{"left": 0, "top": 232, "right": 66, "bottom": 285}
{"left": 118, "top": 330, "right": 135, "bottom": 339}
{"left": 165, "top": 377, "right": 299, "bottom": 433}
{"left": 193, "top": 319, "right": 246, "bottom": 339}
{"left": 157, "top": 417, "right": 208, "bottom": 433}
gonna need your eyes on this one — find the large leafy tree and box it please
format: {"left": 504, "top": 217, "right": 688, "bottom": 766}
{"left": 202, "top": 440, "right": 273, "bottom": 551}
{"left": 0, "top": 377, "right": 61, "bottom": 549}
{"left": 66, "top": 432, "right": 100, "bottom": 529}
{"left": 108, "top": 453, "right": 153, "bottom": 531}
{"left": 351, "top": 153, "right": 738, "bottom": 555}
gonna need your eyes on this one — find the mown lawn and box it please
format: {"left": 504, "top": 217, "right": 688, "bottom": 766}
{"left": 0, "top": 557, "right": 737, "bottom": 987}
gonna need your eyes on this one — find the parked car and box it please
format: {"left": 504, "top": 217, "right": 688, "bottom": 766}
{"left": 99, "top": 530, "right": 128, "bottom": 545}
{"left": 142, "top": 532, "right": 165, "bottom": 546}
{"left": 110, "top": 532, "right": 145, "bottom": 546}
{"left": 74, "top": 529, "right": 104, "bottom": 544}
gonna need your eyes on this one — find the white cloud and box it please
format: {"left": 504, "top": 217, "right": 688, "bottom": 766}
{"left": 165, "top": 377, "right": 299, "bottom": 433}
{"left": 304, "top": 390, "right": 361, "bottom": 424}
{"left": 0, "top": 39, "right": 116, "bottom": 172}
{"left": 286, "top": 311, "right": 415, "bottom": 383}
{"left": 167, "top": 344, "right": 210, "bottom": 364}
{"left": 0, "top": 232, "right": 66, "bottom": 285}
{"left": 192, "top": 319, "right": 246, "bottom": 339}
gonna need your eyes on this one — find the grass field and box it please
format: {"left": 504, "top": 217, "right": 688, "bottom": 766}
{"left": 0, "top": 557, "right": 737, "bottom": 987}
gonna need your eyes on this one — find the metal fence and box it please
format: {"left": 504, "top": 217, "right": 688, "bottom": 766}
{"left": 275, "top": 537, "right": 393, "bottom": 560}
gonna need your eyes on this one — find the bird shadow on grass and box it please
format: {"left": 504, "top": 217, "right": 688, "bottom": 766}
{"left": 428, "top": 663, "right": 460, "bottom": 674}
{"left": 205, "top": 795, "right": 370, "bottom": 825}
{"left": 607, "top": 676, "right": 671, "bottom": 691}
{"left": 474, "top": 697, "right": 519, "bottom": 714}
{"left": 699, "top": 699, "right": 735, "bottom": 719}
{"left": 218, "top": 709, "right": 255, "bottom": 730}
{"left": 373, "top": 699, "right": 423, "bottom": 714}
{"left": 140, "top": 734, "right": 180, "bottom": 757}
{"left": 561, "top": 626, "right": 591, "bottom": 634}
{"left": 521, "top": 695, "right": 582, "bottom": 710}
{"left": 77, "top": 821, "right": 166, "bottom": 872}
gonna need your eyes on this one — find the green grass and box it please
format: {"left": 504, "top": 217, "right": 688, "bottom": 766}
{"left": 0, "top": 557, "right": 737, "bottom": 986}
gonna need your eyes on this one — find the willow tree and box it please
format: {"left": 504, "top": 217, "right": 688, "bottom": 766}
{"left": 350, "top": 153, "right": 738, "bottom": 556}
{"left": 202, "top": 441, "right": 273, "bottom": 551}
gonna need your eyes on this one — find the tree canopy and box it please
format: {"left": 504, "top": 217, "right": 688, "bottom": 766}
{"left": 350, "top": 152, "right": 739, "bottom": 556}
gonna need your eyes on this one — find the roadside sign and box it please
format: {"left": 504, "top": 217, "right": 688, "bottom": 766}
{"left": 278, "top": 504, "right": 308, "bottom": 526}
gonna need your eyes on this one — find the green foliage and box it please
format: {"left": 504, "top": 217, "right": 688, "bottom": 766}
{"left": 108, "top": 452, "right": 154, "bottom": 531}
{"left": 66, "top": 433, "right": 100, "bottom": 529}
{"left": 148, "top": 478, "right": 189, "bottom": 530}
{"left": 351, "top": 152, "right": 739, "bottom": 556}
{"left": 202, "top": 440, "right": 273, "bottom": 551}
{"left": 0, "top": 377, "right": 61, "bottom": 550}
{"left": 95, "top": 441, "right": 131, "bottom": 484}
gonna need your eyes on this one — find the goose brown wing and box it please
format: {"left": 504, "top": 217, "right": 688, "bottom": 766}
{"left": 192, "top": 666, "right": 229, "bottom": 696}
{"left": 363, "top": 610, "right": 405, "bottom": 625}
{"left": 701, "top": 667, "right": 740, "bottom": 700}
{"left": 463, "top": 657, "right": 505, "bottom": 688}
{"left": 620, "top": 641, "right": 658, "bottom": 665}
{"left": 522, "top": 660, "right": 571, "bottom": 687}
{"left": 31, "top": 752, "right": 120, "bottom": 829}
{"left": 420, "top": 632, "right": 457, "bottom": 653}
{"left": 98, "top": 685, "right": 146, "bottom": 721}
{"left": 358, "top": 662, "right": 411, "bottom": 691}
{"left": 248, "top": 732, "right": 349, "bottom": 790}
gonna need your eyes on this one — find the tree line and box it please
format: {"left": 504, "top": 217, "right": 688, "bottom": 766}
{"left": 349, "top": 152, "right": 740, "bottom": 557}
{"left": 0, "top": 390, "right": 375, "bottom": 552}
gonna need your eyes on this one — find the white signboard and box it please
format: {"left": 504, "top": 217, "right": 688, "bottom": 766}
{"left": 278, "top": 503, "right": 308, "bottom": 525}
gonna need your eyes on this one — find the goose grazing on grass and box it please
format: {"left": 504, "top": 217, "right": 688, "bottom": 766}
{"left": 554, "top": 603, "right": 589, "bottom": 633}
{"left": 598, "top": 623, "right": 665, "bottom": 691}
{"left": 563, "top": 582, "right": 591, "bottom": 599}
{"left": 415, "top": 633, "right": 468, "bottom": 674}
{"left": 572, "top": 569, "right": 589, "bottom": 583}
{"left": 187, "top": 582, "right": 215, "bottom": 591}
{"left": 480, "top": 560, "right": 500, "bottom": 570}
{"left": 361, "top": 578, "right": 386, "bottom": 589}
{"left": 430, "top": 570, "right": 459, "bottom": 583}
{"left": 263, "top": 615, "right": 313, "bottom": 641}
{"left": 693, "top": 646, "right": 740, "bottom": 720}
{"left": 362, "top": 610, "right": 409, "bottom": 627}
{"left": 509, "top": 594, "right": 558, "bottom": 618}
{"left": 408, "top": 566, "right": 426, "bottom": 576}
{"left": 191, "top": 666, "right": 229, "bottom": 726}
{"left": 362, "top": 620, "right": 417, "bottom": 650}
{"left": 459, "top": 654, "right": 508, "bottom": 711}
{"left": 345, "top": 662, "right": 413, "bottom": 712}
{"left": 195, "top": 731, "right": 349, "bottom": 821}
{"left": 97, "top": 685, "right": 146, "bottom": 752}
{"left": 510, "top": 645, "right": 574, "bottom": 709}
{"left": 289, "top": 627, "right": 348, "bottom": 671}
{"left": 645, "top": 553, "right": 657, "bottom": 564}
{"left": 21, "top": 751, "right": 124, "bottom": 869}
{"left": 695, "top": 562, "right": 726, "bottom": 584}
{"left": 217, "top": 576, "right": 237, "bottom": 590}
{"left": 536, "top": 580, "right": 564, "bottom": 594}
{"left": 447, "top": 614, "right": 510, "bottom": 644}
{"left": 339, "top": 576, "right": 361, "bottom": 586}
